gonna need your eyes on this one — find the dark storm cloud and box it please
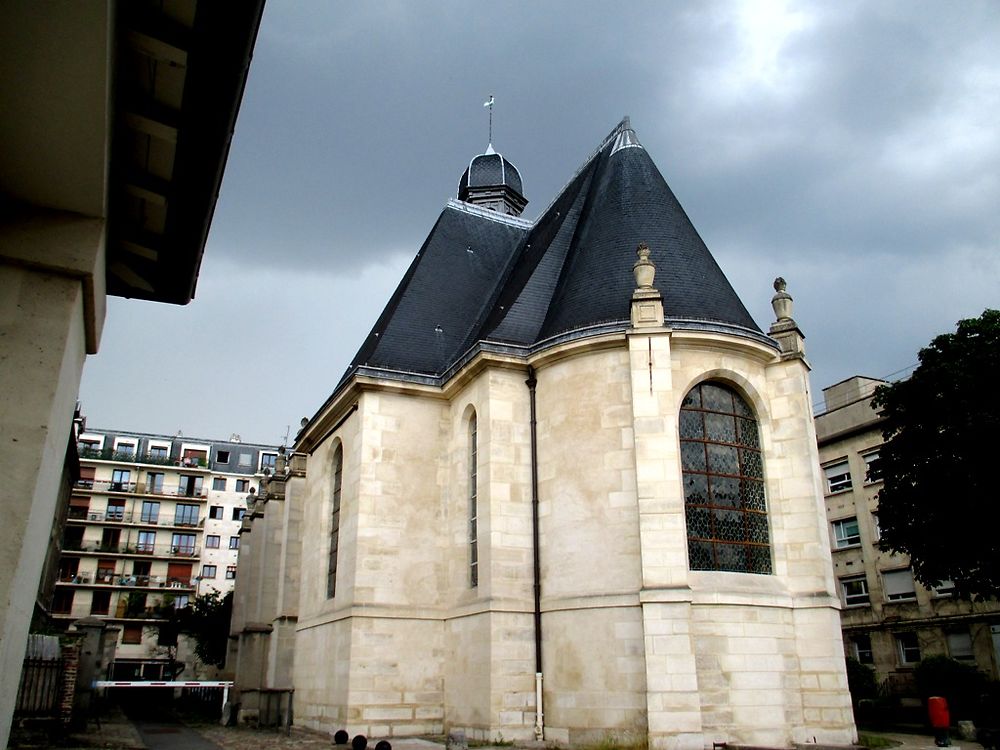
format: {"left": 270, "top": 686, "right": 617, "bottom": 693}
{"left": 82, "top": 0, "right": 1000, "bottom": 441}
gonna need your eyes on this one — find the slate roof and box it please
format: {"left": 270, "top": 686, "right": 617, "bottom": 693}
{"left": 339, "top": 119, "right": 766, "bottom": 389}
{"left": 458, "top": 146, "right": 524, "bottom": 199}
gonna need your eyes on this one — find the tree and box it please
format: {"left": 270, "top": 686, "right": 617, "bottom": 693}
{"left": 175, "top": 591, "right": 233, "bottom": 667}
{"left": 871, "top": 309, "right": 1000, "bottom": 600}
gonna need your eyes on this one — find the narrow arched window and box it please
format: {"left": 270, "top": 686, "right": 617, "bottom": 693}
{"left": 327, "top": 444, "right": 343, "bottom": 598}
{"left": 680, "top": 382, "right": 771, "bottom": 574}
{"left": 469, "top": 413, "right": 478, "bottom": 588}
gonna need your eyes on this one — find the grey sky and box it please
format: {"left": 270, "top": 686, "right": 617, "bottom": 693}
{"left": 80, "top": 0, "right": 1000, "bottom": 445}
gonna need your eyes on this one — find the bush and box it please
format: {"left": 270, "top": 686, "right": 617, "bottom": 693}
{"left": 914, "top": 656, "right": 986, "bottom": 720}
{"left": 846, "top": 657, "right": 879, "bottom": 704}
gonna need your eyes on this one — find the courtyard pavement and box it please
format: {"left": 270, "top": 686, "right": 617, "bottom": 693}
{"left": 58, "top": 708, "right": 988, "bottom": 750}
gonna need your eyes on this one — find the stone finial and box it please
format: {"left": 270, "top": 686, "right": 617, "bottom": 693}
{"left": 630, "top": 242, "right": 664, "bottom": 328}
{"left": 771, "top": 276, "right": 793, "bottom": 321}
{"left": 768, "top": 276, "right": 806, "bottom": 359}
{"left": 633, "top": 242, "right": 655, "bottom": 290}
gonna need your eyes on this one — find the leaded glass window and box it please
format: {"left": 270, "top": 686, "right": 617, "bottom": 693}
{"left": 469, "top": 413, "right": 479, "bottom": 588}
{"left": 680, "top": 382, "right": 772, "bottom": 574}
{"left": 327, "top": 445, "right": 343, "bottom": 599}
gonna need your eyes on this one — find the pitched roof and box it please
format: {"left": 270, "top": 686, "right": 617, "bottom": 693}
{"left": 341, "top": 119, "right": 765, "bottom": 387}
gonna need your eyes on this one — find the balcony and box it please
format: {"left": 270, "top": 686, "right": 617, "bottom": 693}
{"left": 78, "top": 447, "right": 208, "bottom": 468}
{"left": 73, "top": 479, "right": 209, "bottom": 499}
{"left": 72, "top": 511, "right": 205, "bottom": 529}
{"left": 61, "top": 541, "right": 201, "bottom": 558}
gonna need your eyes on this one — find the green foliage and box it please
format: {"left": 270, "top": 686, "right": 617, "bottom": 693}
{"left": 914, "top": 655, "right": 985, "bottom": 719}
{"left": 845, "top": 657, "right": 878, "bottom": 704}
{"left": 583, "top": 731, "right": 648, "bottom": 750}
{"left": 871, "top": 309, "right": 1000, "bottom": 600}
{"left": 856, "top": 733, "right": 901, "bottom": 749}
{"left": 174, "top": 591, "right": 233, "bottom": 667}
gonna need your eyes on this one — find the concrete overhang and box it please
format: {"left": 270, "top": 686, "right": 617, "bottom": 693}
{"left": 1, "top": 0, "right": 265, "bottom": 306}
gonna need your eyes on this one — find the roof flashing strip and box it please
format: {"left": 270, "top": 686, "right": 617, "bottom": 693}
{"left": 446, "top": 198, "right": 533, "bottom": 228}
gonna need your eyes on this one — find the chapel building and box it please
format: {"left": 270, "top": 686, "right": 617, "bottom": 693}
{"left": 230, "top": 119, "right": 857, "bottom": 749}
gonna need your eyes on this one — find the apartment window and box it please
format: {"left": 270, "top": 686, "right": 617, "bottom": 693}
{"left": 172, "top": 595, "right": 190, "bottom": 609}
{"left": 863, "top": 450, "right": 882, "bottom": 483}
{"left": 872, "top": 514, "right": 881, "bottom": 541}
{"left": 841, "top": 575, "right": 870, "bottom": 607}
{"left": 178, "top": 475, "right": 203, "bottom": 497}
{"left": 209, "top": 505, "right": 224, "bottom": 520}
{"left": 884, "top": 568, "right": 917, "bottom": 601}
{"left": 174, "top": 504, "right": 199, "bottom": 527}
{"left": 261, "top": 452, "right": 277, "bottom": 471}
{"left": 212, "top": 478, "right": 226, "bottom": 491}
{"left": 206, "top": 535, "right": 220, "bottom": 549}
{"left": 824, "top": 460, "right": 852, "bottom": 494}
{"left": 145, "top": 472, "right": 164, "bottom": 494}
{"left": 106, "top": 498, "right": 125, "bottom": 521}
{"left": 171, "top": 533, "right": 196, "bottom": 556}
{"left": 181, "top": 447, "right": 208, "bottom": 467}
{"left": 681, "top": 382, "right": 772, "bottom": 574}
{"left": 122, "top": 624, "right": 143, "bottom": 644}
{"left": 78, "top": 438, "right": 101, "bottom": 456}
{"left": 232, "top": 508, "right": 245, "bottom": 521}
{"left": 90, "top": 590, "right": 112, "bottom": 616}
{"left": 933, "top": 579, "right": 957, "bottom": 597}
{"left": 328, "top": 445, "right": 343, "bottom": 598}
{"left": 469, "top": 414, "right": 479, "bottom": 587}
{"left": 52, "top": 589, "right": 74, "bottom": 615}
{"left": 851, "top": 634, "right": 874, "bottom": 665}
{"left": 217, "top": 450, "right": 230, "bottom": 464}
{"left": 140, "top": 501, "right": 160, "bottom": 524}
{"left": 238, "top": 453, "right": 252, "bottom": 468}
{"left": 226, "top": 566, "right": 236, "bottom": 580}
{"left": 235, "top": 479, "right": 249, "bottom": 493}
{"left": 947, "top": 631, "right": 974, "bottom": 662}
{"left": 115, "top": 439, "right": 137, "bottom": 457}
{"left": 201, "top": 565, "right": 217, "bottom": 579}
{"left": 832, "top": 517, "right": 861, "bottom": 548}
{"left": 96, "top": 559, "right": 116, "bottom": 583}
{"left": 110, "top": 469, "right": 131, "bottom": 491}
{"left": 229, "top": 536, "right": 240, "bottom": 550}
{"left": 148, "top": 445, "right": 169, "bottom": 460}
{"left": 136, "top": 531, "right": 156, "bottom": 554}
{"left": 896, "top": 632, "right": 921, "bottom": 664}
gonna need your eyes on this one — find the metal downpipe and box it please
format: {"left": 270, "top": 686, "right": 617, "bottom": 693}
{"left": 526, "top": 366, "right": 544, "bottom": 740}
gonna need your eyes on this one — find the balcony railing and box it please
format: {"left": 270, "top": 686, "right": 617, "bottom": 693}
{"left": 78, "top": 447, "right": 208, "bottom": 468}
{"left": 73, "top": 479, "right": 208, "bottom": 499}
{"left": 60, "top": 541, "right": 201, "bottom": 558}
{"left": 76, "top": 511, "right": 204, "bottom": 528}
{"left": 57, "top": 573, "right": 194, "bottom": 589}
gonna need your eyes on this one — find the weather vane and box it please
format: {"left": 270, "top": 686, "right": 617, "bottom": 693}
{"left": 483, "top": 94, "right": 494, "bottom": 145}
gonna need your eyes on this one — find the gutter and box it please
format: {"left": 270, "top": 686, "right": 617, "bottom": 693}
{"left": 525, "top": 367, "right": 544, "bottom": 740}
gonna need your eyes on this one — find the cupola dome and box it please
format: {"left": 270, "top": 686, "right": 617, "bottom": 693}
{"left": 457, "top": 144, "right": 527, "bottom": 216}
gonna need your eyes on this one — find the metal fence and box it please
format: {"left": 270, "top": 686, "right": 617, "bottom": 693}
{"left": 15, "top": 635, "right": 63, "bottom": 717}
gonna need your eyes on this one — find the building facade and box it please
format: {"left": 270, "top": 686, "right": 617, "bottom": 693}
{"left": 0, "top": 4, "right": 263, "bottom": 744}
{"left": 231, "top": 120, "right": 856, "bottom": 749}
{"left": 53, "top": 428, "right": 277, "bottom": 679}
{"left": 815, "top": 377, "right": 1000, "bottom": 692}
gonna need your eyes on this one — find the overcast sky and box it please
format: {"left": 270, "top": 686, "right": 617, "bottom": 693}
{"left": 80, "top": 0, "right": 1000, "bottom": 446}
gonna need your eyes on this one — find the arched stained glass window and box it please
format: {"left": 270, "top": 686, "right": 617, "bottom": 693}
{"left": 680, "top": 382, "right": 772, "bottom": 574}
{"left": 327, "top": 444, "right": 343, "bottom": 598}
{"left": 469, "top": 413, "right": 479, "bottom": 588}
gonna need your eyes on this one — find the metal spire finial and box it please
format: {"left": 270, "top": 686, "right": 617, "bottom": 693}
{"left": 483, "top": 94, "right": 495, "bottom": 145}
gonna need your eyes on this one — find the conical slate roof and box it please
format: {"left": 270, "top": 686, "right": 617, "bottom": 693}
{"left": 341, "top": 119, "right": 764, "bottom": 387}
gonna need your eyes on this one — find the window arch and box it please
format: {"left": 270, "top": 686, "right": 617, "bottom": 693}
{"left": 327, "top": 443, "right": 343, "bottom": 598}
{"left": 680, "top": 381, "right": 772, "bottom": 574}
{"left": 468, "top": 411, "right": 479, "bottom": 588}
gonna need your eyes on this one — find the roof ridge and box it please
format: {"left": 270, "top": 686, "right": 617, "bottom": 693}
{"left": 445, "top": 198, "right": 533, "bottom": 227}
{"left": 524, "top": 117, "right": 629, "bottom": 226}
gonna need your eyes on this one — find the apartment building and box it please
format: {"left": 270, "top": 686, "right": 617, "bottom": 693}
{"left": 815, "top": 376, "right": 1000, "bottom": 692}
{"left": 53, "top": 428, "right": 278, "bottom": 679}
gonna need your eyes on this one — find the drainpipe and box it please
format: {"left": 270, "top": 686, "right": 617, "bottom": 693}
{"left": 525, "top": 367, "right": 544, "bottom": 741}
